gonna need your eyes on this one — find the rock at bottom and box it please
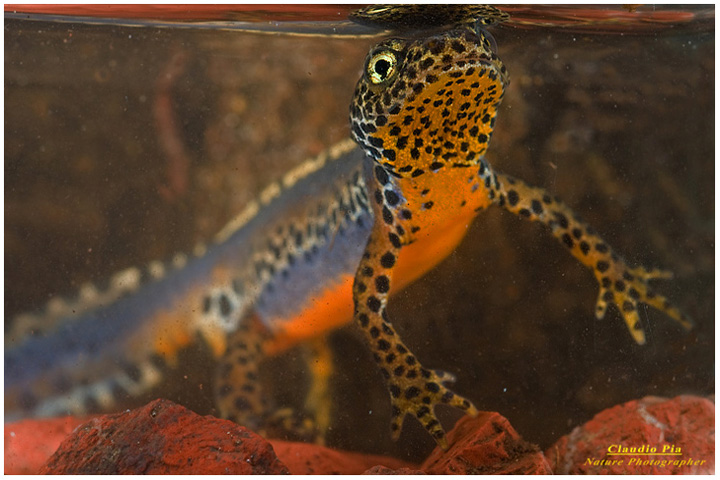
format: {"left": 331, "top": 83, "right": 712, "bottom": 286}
{"left": 270, "top": 439, "right": 415, "bottom": 474}
{"left": 363, "top": 465, "right": 426, "bottom": 474}
{"left": 20, "top": 401, "right": 549, "bottom": 474}
{"left": 547, "top": 395, "right": 714, "bottom": 474}
{"left": 40, "top": 399, "right": 288, "bottom": 474}
{"left": 421, "top": 412, "right": 553, "bottom": 474}
{"left": 5, "top": 416, "right": 86, "bottom": 475}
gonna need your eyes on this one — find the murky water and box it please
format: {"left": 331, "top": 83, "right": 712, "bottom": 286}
{"left": 4, "top": 5, "right": 714, "bottom": 461}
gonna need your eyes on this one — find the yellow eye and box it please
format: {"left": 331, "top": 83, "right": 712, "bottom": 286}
{"left": 367, "top": 50, "right": 397, "bottom": 85}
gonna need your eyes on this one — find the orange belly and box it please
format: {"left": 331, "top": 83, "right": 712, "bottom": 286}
{"left": 265, "top": 211, "right": 477, "bottom": 355}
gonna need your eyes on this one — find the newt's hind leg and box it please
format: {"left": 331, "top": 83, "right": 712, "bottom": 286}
{"left": 492, "top": 170, "right": 693, "bottom": 344}
{"left": 214, "top": 313, "right": 269, "bottom": 431}
{"left": 214, "top": 313, "right": 330, "bottom": 442}
{"left": 302, "top": 337, "right": 334, "bottom": 445}
{"left": 262, "top": 338, "right": 334, "bottom": 443}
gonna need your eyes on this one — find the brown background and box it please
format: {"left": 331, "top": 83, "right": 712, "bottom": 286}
{"left": 5, "top": 10, "right": 714, "bottom": 461}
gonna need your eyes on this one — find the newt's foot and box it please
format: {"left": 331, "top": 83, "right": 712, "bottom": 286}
{"left": 263, "top": 407, "right": 321, "bottom": 443}
{"left": 595, "top": 263, "right": 693, "bottom": 344}
{"left": 389, "top": 367, "right": 478, "bottom": 449}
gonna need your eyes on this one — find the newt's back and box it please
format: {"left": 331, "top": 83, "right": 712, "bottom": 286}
{"left": 5, "top": 140, "right": 372, "bottom": 420}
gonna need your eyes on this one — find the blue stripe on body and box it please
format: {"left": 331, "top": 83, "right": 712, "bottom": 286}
{"left": 254, "top": 203, "right": 372, "bottom": 322}
{"left": 5, "top": 146, "right": 370, "bottom": 413}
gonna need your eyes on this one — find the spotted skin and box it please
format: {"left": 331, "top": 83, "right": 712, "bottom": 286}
{"left": 7, "top": 10, "right": 693, "bottom": 450}
{"left": 349, "top": 24, "right": 508, "bottom": 447}
{"left": 350, "top": 4, "right": 509, "bottom": 30}
{"left": 302, "top": 337, "right": 334, "bottom": 445}
{"left": 491, "top": 172, "right": 693, "bottom": 344}
{"left": 351, "top": 207, "right": 479, "bottom": 447}
{"left": 347, "top": 22, "right": 691, "bottom": 446}
{"left": 214, "top": 313, "right": 269, "bottom": 431}
{"left": 4, "top": 140, "right": 368, "bottom": 424}
{"left": 214, "top": 313, "right": 329, "bottom": 442}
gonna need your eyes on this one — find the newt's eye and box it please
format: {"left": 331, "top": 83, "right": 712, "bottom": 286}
{"left": 367, "top": 50, "right": 398, "bottom": 85}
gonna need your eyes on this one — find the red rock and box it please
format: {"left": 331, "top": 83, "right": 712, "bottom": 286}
{"left": 421, "top": 412, "right": 553, "bottom": 474}
{"left": 14, "top": 402, "right": 556, "bottom": 475}
{"left": 363, "top": 465, "right": 426, "bottom": 474}
{"left": 4, "top": 416, "right": 86, "bottom": 474}
{"left": 270, "top": 439, "right": 416, "bottom": 474}
{"left": 40, "top": 399, "right": 289, "bottom": 474}
{"left": 547, "top": 395, "right": 714, "bottom": 474}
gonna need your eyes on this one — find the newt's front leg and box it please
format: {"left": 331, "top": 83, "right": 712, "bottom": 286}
{"left": 493, "top": 171, "right": 693, "bottom": 344}
{"left": 352, "top": 167, "right": 477, "bottom": 449}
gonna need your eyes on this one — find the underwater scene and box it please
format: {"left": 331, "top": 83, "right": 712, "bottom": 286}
{"left": 5, "top": 4, "right": 714, "bottom": 474}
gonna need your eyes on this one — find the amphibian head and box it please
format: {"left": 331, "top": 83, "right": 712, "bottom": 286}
{"left": 350, "top": 23, "right": 509, "bottom": 178}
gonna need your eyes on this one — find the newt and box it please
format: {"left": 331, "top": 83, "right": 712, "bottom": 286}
{"left": 5, "top": 7, "right": 692, "bottom": 449}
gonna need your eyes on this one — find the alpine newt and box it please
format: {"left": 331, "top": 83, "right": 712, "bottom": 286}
{"left": 5, "top": 7, "right": 693, "bottom": 449}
